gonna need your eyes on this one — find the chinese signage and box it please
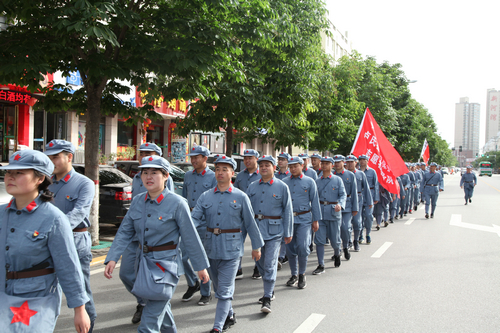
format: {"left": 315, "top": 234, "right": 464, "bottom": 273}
{"left": 0, "top": 90, "right": 32, "bottom": 105}
{"left": 135, "top": 88, "right": 189, "bottom": 118}
{"left": 351, "top": 108, "right": 408, "bottom": 195}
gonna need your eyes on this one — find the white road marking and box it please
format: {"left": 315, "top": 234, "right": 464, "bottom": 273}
{"left": 293, "top": 313, "right": 326, "bottom": 333}
{"left": 405, "top": 218, "right": 415, "bottom": 225}
{"left": 91, "top": 262, "right": 120, "bottom": 275}
{"left": 449, "top": 214, "right": 500, "bottom": 237}
{"left": 371, "top": 242, "right": 393, "bottom": 258}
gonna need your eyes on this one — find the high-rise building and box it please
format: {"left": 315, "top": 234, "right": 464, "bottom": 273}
{"left": 485, "top": 88, "right": 500, "bottom": 144}
{"left": 454, "top": 97, "right": 480, "bottom": 163}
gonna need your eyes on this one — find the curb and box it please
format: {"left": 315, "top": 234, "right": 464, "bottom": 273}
{"left": 90, "top": 255, "right": 107, "bottom": 267}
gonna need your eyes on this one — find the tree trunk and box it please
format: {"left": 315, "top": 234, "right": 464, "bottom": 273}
{"left": 85, "top": 86, "right": 103, "bottom": 246}
{"left": 288, "top": 145, "right": 293, "bottom": 155}
{"left": 226, "top": 120, "right": 233, "bottom": 157}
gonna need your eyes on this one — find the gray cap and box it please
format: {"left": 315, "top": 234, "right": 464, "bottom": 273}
{"left": 139, "top": 142, "right": 163, "bottom": 156}
{"left": 188, "top": 145, "right": 210, "bottom": 156}
{"left": 215, "top": 156, "right": 236, "bottom": 169}
{"left": 1, "top": 150, "right": 54, "bottom": 177}
{"left": 138, "top": 155, "right": 171, "bottom": 173}
{"left": 288, "top": 156, "right": 304, "bottom": 165}
{"left": 257, "top": 155, "right": 277, "bottom": 166}
{"left": 44, "top": 139, "right": 75, "bottom": 155}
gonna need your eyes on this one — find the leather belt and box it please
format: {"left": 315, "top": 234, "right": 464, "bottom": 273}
{"left": 357, "top": 191, "right": 362, "bottom": 194}
{"left": 207, "top": 227, "right": 241, "bottom": 235}
{"left": 370, "top": 187, "right": 375, "bottom": 189}
{"left": 73, "top": 227, "right": 88, "bottom": 232}
{"left": 255, "top": 214, "right": 281, "bottom": 220}
{"left": 6, "top": 268, "right": 55, "bottom": 280}
{"left": 139, "top": 242, "right": 177, "bottom": 253}
{"left": 346, "top": 195, "right": 351, "bottom": 198}
{"left": 464, "top": 181, "right": 473, "bottom": 183}
{"left": 320, "top": 201, "right": 338, "bottom": 205}
{"left": 426, "top": 184, "right": 438, "bottom": 187}
{"left": 293, "top": 210, "right": 311, "bottom": 216}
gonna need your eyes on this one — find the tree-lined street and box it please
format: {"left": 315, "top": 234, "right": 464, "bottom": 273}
{"left": 55, "top": 173, "right": 500, "bottom": 333}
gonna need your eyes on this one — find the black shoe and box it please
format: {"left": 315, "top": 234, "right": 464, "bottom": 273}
{"left": 431, "top": 214, "right": 434, "bottom": 218}
{"left": 182, "top": 280, "right": 200, "bottom": 301}
{"left": 425, "top": 214, "right": 429, "bottom": 219}
{"left": 312, "top": 265, "right": 325, "bottom": 275}
{"left": 131, "top": 304, "right": 144, "bottom": 324}
{"left": 282, "top": 256, "right": 288, "bottom": 264}
{"left": 404, "top": 212, "right": 407, "bottom": 216}
{"left": 258, "top": 292, "right": 275, "bottom": 304}
{"left": 222, "top": 313, "right": 236, "bottom": 331}
{"left": 366, "top": 235, "right": 371, "bottom": 244}
{"left": 198, "top": 295, "right": 212, "bottom": 306}
{"left": 414, "top": 205, "right": 418, "bottom": 211}
{"left": 353, "top": 240, "right": 360, "bottom": 252}
{"left": 376, "top": 225, "right": 380, "bottom": 230}
{"left": 277, "top": 259, "right": 282, "bottom": 271}
{"left": 286, "top": 275, "right": 298, "bottom": 286}
{"left": 261, "top": 298, "right": 272, "bottom": 313}
{"left": 344, "top": 248, "right": 351, "bottom": 260}
{"left": 394, "top": 215, "right": 399, "bottom": 220}
{"left": 400, "top": 214, "right": 403, "bottom": 219}
{"left": 469, "top": 198, "right": 472, "bottom": 203}
{"left": 252, "top": 266, "right": 261, "bottom": 279}
{"left": 389, "top": 218, "right": 394, "bottom": 223}
{"left": 298, "top": 274, "right": 306, "bottom": 289}
{"left": 334, "top": 255, "right": 341, "bottom": 267}
{"left": 309, "top": 243, "right": 314, "bottom": 253}
{"left": 465, "top": 201, "right": 468, "bottom": 205}
{"left": 235, "top": 268, "right": 243, "bottom": 280}
{"left": 384, "top": 221, "right": 389, "bottom": 227}
{"left": 348, "top": 241, "right": 353, "bottom": 249}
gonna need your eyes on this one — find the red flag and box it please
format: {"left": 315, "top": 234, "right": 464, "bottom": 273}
{"left": 351, "top": 108, "right": 408, "bottom": 195}
{"left": 420, "top": 139, "right": 430, "bottom": 165}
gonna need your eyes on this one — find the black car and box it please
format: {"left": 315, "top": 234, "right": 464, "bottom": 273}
{"left": 73, "top": 164, "right": 132, "bottom": 225}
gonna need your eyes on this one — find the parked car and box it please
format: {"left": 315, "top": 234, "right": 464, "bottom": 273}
{"left": 441, "top": 167, "right": 449, "bottom": 175}
{"left": 73, "top": 164, "right": 132, "bottom": 225}
{"left": 114, "top": 160, "right": 185, "bottom": 195}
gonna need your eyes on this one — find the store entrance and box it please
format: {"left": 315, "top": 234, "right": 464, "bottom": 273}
{"left": 0, "top": 105, "right": 18, "bottom": 161}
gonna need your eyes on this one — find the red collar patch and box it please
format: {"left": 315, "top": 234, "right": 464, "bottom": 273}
{"left": 144, "top": 193, "right": 149, "bottom": 201}
{"left": 228, "top": 186, "right": 233, "bottom": 193}
{"left": 63, "top": 173, "right": 71, "bottom": 182}
{"left": 156, "top": 194, "right": 164, "bottom": 203}
{"left": 201, "top": 169, "right": 206, "bottom": 176}
{"left": 6, "top": 199, "right": 13, "bottom": 209}
{"left": 26, "top": 201, "right": 37, "bottom": 212}
{"left": 256, "top": 169, "right": 260, "bottom": 174}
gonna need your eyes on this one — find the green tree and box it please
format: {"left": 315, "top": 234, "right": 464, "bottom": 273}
{"left": 0, "top": 0, "right": 269, "bottom": 243}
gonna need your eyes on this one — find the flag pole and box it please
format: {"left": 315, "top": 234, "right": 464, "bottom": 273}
{"left": 350, "top": 108, "right": 368, "bottom": 154}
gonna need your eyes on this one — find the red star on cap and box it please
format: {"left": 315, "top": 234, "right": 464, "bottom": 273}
{"left": 49, "top": 142, "right": 54, "bottom": 147}
{"left": 145, "top": 143, "right": 149, "bottom": 146}
{"left": 149, "top": 156, "right": 153, "bottom": 161}
{"left": 10, "top": 301, "right": 37, "bottom": 326}
{"left": 222, "top": 156, "right": 226, "bottom": 159}
{"left": 14, "top": 154, "right": 21, "bottom": 161}
{"left": 192, "top": 148, "right": 195, "bottom": 150}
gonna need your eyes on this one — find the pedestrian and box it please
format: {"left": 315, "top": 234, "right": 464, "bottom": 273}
{"left": 104, "top": 155, "right": 210, "bottom": 333}
{"left": 298, "top": 153, "right": 318, "bottom": 180}
{"left": 275, "top": 152, "right": 291, "bottom": 267}
{"left": 460, "top": 165, "right": 477, "bottom": 205}
{"left": 398, "top": 172, "right": 410, "bottom": 219}
{"left": 121, "top": 142, "right": 174, "bottom": 323}
{"left": 247, "top": 155, "right": 293, "bottom": 310}
{"left": 234, "top": 149, "right": 262, "bottom": 280}
{"left": 420, "top": 162, "right": 444, "bottom": 218}
{"left": 374, "top": 183, "right": 391, "bottom": 228}
{"left": 357, "top": 154, "right": 378, "bottom": 244}
{"left": 333, "top": 155, "right": 358, "bottom": 261}
{"left": 181, "top": 145, "right": 217, "bottom": 304}
{"left": 313, "top": 157, "right": 346, "bottom": 272}
{"left": 405, "top": 164, "right": 416, "bottom": 214}
{"left": 0, "top": 150, "right": 90, "bottom": 333}
{"left": 345, "top": 155, "right": 372, "bottom": 251}
{"left": 412, "top": 164, "right": 422, "bottom": 211}
{"left": 390, "top": 176, "right": 405, "bottom": 223}
{"left": 282, "top": 156, "right": 321, "bottom": 288}
{"left": 310, "top": 153, "right": 322, "bottom": 177}
{"left": 192, "top": 156, "right": 264, "bottom": 332}
{"left": 44, "top": 139, "right": 97, "bottom": 332}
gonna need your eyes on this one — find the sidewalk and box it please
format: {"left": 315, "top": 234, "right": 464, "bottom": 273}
{"left": 90, "top": 236, "right": 114, "bottom": 266}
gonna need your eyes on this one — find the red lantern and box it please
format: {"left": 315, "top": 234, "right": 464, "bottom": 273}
{"left": 144, "top": 118, "right": 152, "bottom": 125}
{"left": 169, "top": 122, "right": 177, "bottom": 129}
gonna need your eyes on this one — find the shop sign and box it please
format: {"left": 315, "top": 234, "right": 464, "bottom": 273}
{"left": 66, "top": 71, "right": 83, "bottom": 86}
{"left": 135, "top": 88, "right": 189, "bottom": 118}
{"left": 0, "top": 90, "right": 33, "bottom": 105}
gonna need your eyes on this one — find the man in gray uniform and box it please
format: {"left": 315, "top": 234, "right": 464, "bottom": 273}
{"left": 420, "top": 162, "right": 444, "bottom": 218}
{"left": 298, "top": 153, "right": 318, "bottom": 180}
{"left": 460, "top": 165, "right": 477, "bottom": 205}
{"left": 45, "top": 140, "right": 96, "bottom": 331}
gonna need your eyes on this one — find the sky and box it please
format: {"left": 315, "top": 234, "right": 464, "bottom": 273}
{"left": 326, "top": 0, "right": 500, "bottom": 149}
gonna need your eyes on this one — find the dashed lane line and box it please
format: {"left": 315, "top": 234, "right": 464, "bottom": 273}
{"left": 405, "top": 218, "right": 415, "bottom": 225}
{"left": 371, "top": 242, "right": 393, "bottom": 258}
{"left": 293, "top": 313, "right": 326, "bottom": 333}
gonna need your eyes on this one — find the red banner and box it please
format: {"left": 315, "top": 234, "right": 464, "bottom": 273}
{"left": 351, "top": 108, "right": 408, "bottom": 195}
{"left": 420, "top": 139, "right": 430, "bottom": 164}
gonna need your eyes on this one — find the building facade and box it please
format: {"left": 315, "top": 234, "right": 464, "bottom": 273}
{"left": 454, "top": 97, "right": 480, "bottom": 163}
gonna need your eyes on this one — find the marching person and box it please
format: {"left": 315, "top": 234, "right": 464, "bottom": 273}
{"left": 310, "top": 153, "right": 323, "bottom": 177}
{"left": 121, "top": 142, "right": 173, "bottom": 323}
{"left": 44, "top": 139, "right": 97, "bottom": 331}
{"left": 181, "top": 145, "right": 217, "bottom": 304}
{"left": 333, "top": 155, "right": 358, "bottom": 261}
{"left": 275, "top": 152, "right": 291, "bottom": 267}
{"left": 192, "top": 156, "right": 264, "bottom": 332}
{"left": 460, "top": 165, "right": 477, "bottom": 205}
{"left": 412, "top": 164, "right": 423, "bottom": 211}
{"left": 390, "top": 176, "right": 405, "bottom": 223}
{"left": 398, "top": 172, "right": 410, "bottom": 219}
{"left": 282, "top": 157, "right": 321, "bottom": 288}
{"left": 313, "top": 157, "right": 346, "bottom": 272}
{"left": 234, "top": 149, "right": 262, "bottom": 280}
{"left": 420, "top": 162, "right": 444, "bottom": 218}
{"left": 345, "top": 155, "right": 372, "bottom": 251}
{"left": 374, "top": 184, "right": 391, "bottom": 228}
{"left": 358, "top": 155, "right": 378, "bottom": 244}
{"left": 247, "top": 155, "right": 293, "bottom": 309}
{"left": 0, "top": 150, "right": 90, "bottom": 333}
{"left": 104, "top": 155, "right": 210, "bottom": 333}
{"left": 298, "top": 153, "right": 318, "bottom": 180}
